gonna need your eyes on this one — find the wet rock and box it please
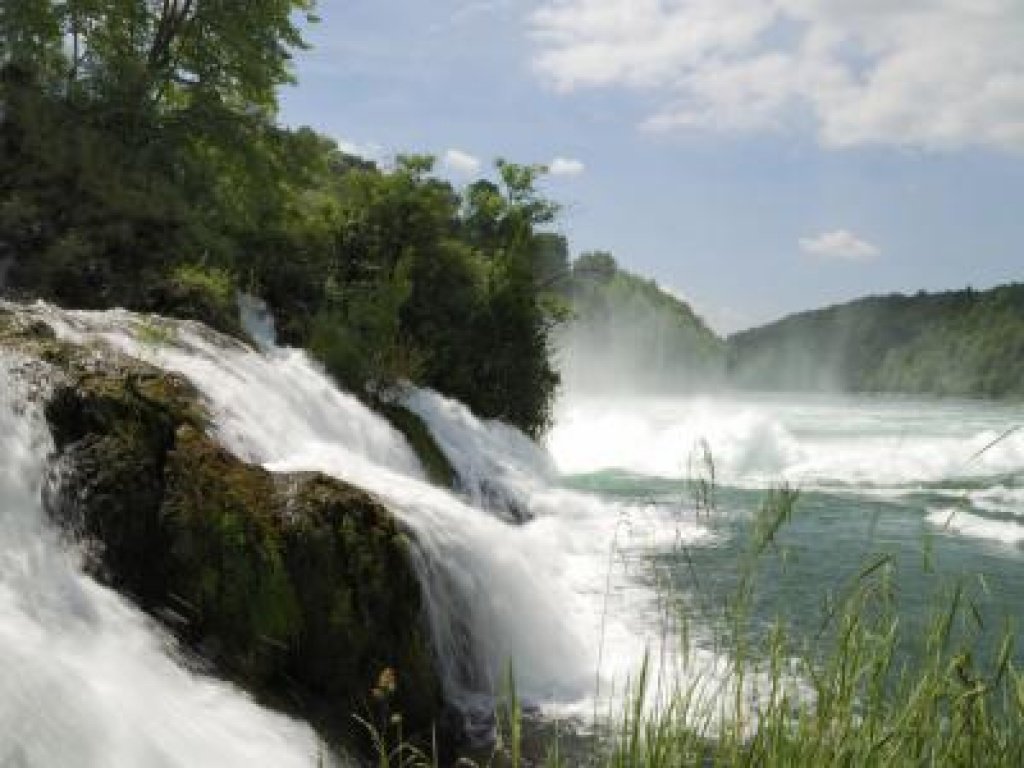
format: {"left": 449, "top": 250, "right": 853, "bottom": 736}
{"left": 376, "top": 401, "right": 456, "bottom": 488}
{"left": 0, "top": 310, "right": 444, "bottom": 752}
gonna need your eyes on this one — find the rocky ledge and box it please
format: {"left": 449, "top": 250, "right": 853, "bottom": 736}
{"left": 0, "top": 307, "right": 443, "bottom": 753}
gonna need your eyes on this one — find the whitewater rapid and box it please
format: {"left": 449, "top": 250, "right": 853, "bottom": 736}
{"left": 0, "top": 354, "right": 326, "bottom": 767}
{"left": 6, "top": 296, "right": 1021, "bottom": 768}
{"left": 549, "top": 393, "right": 1024, "bottom": 548}
{"left": 549, "top": 395, "right": 1024, "bottom": 486}
{"left": 22, "top": 304, "right": 719, "bottom": 723}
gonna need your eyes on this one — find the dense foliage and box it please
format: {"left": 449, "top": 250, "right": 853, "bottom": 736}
{"left": 728, "top": 285, "right": 1024, "bottom": 397}
{"left": 280, "top": 156, "right": 566, "bottom": 437}
{"left": 560, "top": 251, "right": 725, "bottom": 392}
{"left": 1, "top": 1, "right": 563, "bottom": 435}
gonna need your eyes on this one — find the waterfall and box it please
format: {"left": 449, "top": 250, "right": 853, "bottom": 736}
{"left": 396, "top": 387, "right": 555, "bottom": 520}
{"left": 0, "top": 352, "right": 327, "bottom": 767}
{"left": 31, "top": 306, "right": 601, "bottom": 704}
{"left": 11, "top": 301, "right": 731, "bottom": 735}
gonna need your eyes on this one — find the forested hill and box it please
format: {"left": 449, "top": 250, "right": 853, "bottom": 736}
{"left": 558, "top": 252, "right": 725, "bottom": 392}
{"left": 727, "top": 283, "right": 1024, "bottom": 397}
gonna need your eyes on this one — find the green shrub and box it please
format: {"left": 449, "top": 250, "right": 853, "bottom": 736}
{"left": 170, "top": 264, "right": 236, "bottom": 307}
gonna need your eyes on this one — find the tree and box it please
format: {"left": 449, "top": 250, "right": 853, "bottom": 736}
{"left": 2, "top": 6, "right": 571, "bottom": 436}
{"left": 1, "top": 0, "right": 319, "bottom": 308}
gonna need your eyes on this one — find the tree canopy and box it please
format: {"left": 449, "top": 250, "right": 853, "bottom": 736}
{"left": 1, "top": 3, "right": 567, "bottom": 434}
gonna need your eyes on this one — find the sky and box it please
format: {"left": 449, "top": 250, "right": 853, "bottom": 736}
{"left": 279, "top": 0, "right": 1024, "bottom": 334}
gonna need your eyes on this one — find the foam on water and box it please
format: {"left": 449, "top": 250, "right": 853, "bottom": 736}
{"left": 926, "top": 508, "right": 1024, "bottom": 547}
{"left": 24, "top": 303, "right": 728, "bottom": 720}
{"left": 964, "top": 486, "right": 1024, "bottom": 517}
{"left": 0, "top": 353, "right": 326, "bottom": 767}
{"left": 549, "top": 395, "right": 1024, "bottom": 489}
{"left": 548, "top": 400, "right": 803, "bottom": 481}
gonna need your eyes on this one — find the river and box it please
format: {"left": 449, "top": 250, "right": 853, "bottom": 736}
{"left": 2, "top": 304, "right": 1023, "bottom": 764}
{"left": 549, "top": 392, "right": 1024, "bottom": 695}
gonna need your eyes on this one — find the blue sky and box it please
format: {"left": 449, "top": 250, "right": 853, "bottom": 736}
{"left": 279, "top": 1, "right": 1024, "bottom": 333}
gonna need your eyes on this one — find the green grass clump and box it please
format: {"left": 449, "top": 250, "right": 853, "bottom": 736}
{"left": 583, "top": 483, "right": 1024, "bottom": 768}
{"left": 170, "top": 263, "right": 236, "bottom": 307}
{"left": 351, "top": 474, "right": 1024, "bottom": 767}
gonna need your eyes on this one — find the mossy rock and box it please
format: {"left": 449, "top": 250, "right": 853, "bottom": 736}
{"left": 377, "top": 402, "right": 456, "bottom": 488}
{"left": 1, "top": 317, "right": 444, "bottom": 751}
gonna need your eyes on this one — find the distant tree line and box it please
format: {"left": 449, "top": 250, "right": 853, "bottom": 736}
{"left": 0, "top": 1, "right": 568, "bottom": 435}
{"left": 727, "top": 285, "right": 1024, "bottom": 398}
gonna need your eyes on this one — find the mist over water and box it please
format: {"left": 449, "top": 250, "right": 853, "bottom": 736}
{"left": 557, "top": 326, "right": 718, "bottom": 395}
{"left": 557, "top": 266, "right": 725, "bottom": 396}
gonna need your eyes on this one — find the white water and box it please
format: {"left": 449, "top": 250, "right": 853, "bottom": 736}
{"left": 8, "top": 299, "right": 1020, "bottom": 761}
{"left": 16, "top": 303, "right": 731, "bottom": 725}
{"left": 550, "top": 394, "right": 1024, "bottom": 488}
{"left": 551, "top": 393, "right": 1024, "bottom": 551}
{"left": 926, "top": 508, "right": 1024, "bottom": 547}
{"left": 0, "top": 354, "right": 325, "bottom": 767}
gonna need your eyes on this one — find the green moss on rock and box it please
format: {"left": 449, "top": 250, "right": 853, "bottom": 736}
{"left": 1, "top": 317, "right": 443, "bottom": 750}
{"left": 377, "top": 402, "right": 456, "bottom": 488}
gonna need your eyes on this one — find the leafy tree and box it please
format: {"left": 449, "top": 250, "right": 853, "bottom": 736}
{"left": 2, "top": 4, "right": 570, "bottom": 436}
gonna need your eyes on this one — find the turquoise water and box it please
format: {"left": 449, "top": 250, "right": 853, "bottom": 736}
{"left": 549, "top": 393, "right": 1024, "bottom": 673}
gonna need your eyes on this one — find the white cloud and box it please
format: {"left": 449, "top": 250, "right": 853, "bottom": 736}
{"left": 799, "top": 229, "right": 880, "bottom": 262}
{"left": 336, "top": 137, "right": 384, "bottom": 161}
{"left": 530, "top": 0, "right": 1024, "bottom": 152}
{"left": 549, "top": 157, "right": 586, "bottom": 176}
{"left": 442, "top": 148, "right": 483, "bottom": 176}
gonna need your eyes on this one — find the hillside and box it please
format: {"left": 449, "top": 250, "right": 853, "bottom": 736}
{"left": 558, "top": 252, "right": 726, "bottom": 392}
{"left": 727, "top": 283, "right": 1024, "bottom": 397}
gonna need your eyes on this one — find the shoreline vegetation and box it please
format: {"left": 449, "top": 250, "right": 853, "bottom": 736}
{"left": 368, "top": 483, "right": 1024, "bottom": 767}
{"left": 487, "top": 466, "right": 1021, "bottom": 767}
{"left": 3, "top": 3, "right": 1023, "bottom": 767}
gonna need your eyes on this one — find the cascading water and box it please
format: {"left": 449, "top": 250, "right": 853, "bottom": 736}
{"left": 8, "top": 298, "right": 1022, "bottom": 760}
{"left": 0, "top": 353, "right": 326, "bottom": 767}
{"left": 21, "top": 302, "right": 721, "bottom": 722}
{"left": 396, "top": 387, "right": 556, "bottom": 520}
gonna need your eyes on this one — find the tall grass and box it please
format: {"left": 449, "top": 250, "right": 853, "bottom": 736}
{"left": 357, "top": 462, "right": 1024, "bottom": 767}
{"left": 584, "top": 479, "right": 1024, "bottom": 767}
